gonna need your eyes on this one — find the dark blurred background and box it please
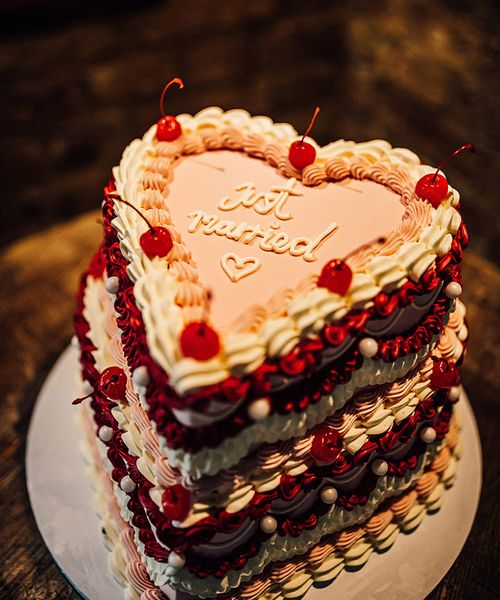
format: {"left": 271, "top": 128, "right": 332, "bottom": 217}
{"left": 1, "top": 0, "right": 499, "bottom": 261}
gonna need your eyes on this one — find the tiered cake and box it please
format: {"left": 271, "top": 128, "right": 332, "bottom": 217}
{"left": 74, "top": 104, "right": 468, "bottom": 600}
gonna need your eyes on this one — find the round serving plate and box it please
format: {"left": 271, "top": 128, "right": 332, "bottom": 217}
{"left": 26, "top": 345, "right": 482, "bottom": 600}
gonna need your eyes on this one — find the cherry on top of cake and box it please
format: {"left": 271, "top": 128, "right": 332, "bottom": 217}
{"left": 108, "top": 78, "right": 473, "bottom": 380}
{"left": 136, "top": 79, "right": 407, "bottom": 329}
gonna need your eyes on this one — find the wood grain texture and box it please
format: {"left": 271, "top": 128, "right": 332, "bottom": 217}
{"left": 0, "top": 211, "right": 498, "bottom": 599}
{"left": 0, "top": 0, "right": 499, "bottom": 261}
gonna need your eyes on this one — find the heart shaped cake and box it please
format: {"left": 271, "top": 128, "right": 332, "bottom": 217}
{"left": 74, "top": 105, "right": 468, "bottom": 599}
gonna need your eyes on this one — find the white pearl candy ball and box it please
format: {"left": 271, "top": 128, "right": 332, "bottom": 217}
{"left": 168, "top": 552, "right": 186, "bottom": 570}
{"left": 132, "top": 365, "right": 150, "bottom": 387}
{"left": 449, "top": 385, "right": 461, "bottom": 402}
{"left": 445, "top": 281, "right": 463, "bottom": 299}
{"left": 120, "top": 476, "right": 136, "bottom": 493}
{"left": 248, "top": 398, "right": 270, "bottom": 421}
{"left": 372, "top": 459, "right": 388, "bottom": 476}
{"left": 260, "top": 515, "right": 277, "bottom": 534}
{"left": 320, "top": 486, "right": 338, "bottom": 505}
{"left": 105, "top": 276, "right": 120, "bottom": 294}
{"left": 98, "top": 426, "right": 113, "bottom": 442}
{"left": 420, "top": 426, "right": 437, "bottom": 444}
{"left": 359, "top": 337, "right": 378, "bottom": 358}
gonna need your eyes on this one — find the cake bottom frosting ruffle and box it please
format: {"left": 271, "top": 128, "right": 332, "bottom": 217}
{"left": 77, "top": 406, "right": 461, "bottom": 600}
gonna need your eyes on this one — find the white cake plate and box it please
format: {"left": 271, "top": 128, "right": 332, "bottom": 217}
{"left": 26, "top": 346, "right": 482, "bottom": 600}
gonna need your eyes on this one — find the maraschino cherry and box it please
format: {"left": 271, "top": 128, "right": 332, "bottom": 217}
{"left": 415, "top": 143, "right": 475, "bottom": 208}
{"left": 99, "top": 366, "right": 128, "bottom": 400}
{"left": 179, "top": 290, "right": 221, "bottom": 361}
{"left": 72, "top": 366, "right": 127, "bottom": 404}
{"left": 317, "top": 259, "right": 352, "bottom": 295}
{"left": 180, "top": 322, "right": 220, "bottom": 361}
{"left": 156, "top": 77, "right": 184, "bottom": 142}
{"left": 110, "top": 194, "right": 173, "bottom": 259}
{"left": 430, "top": 357, "right": 459, "bottom": 390}
{"left": 288, "top": 106, "right": 320, "bottom": 170}
{"left": 162, "top": 484, "right": 191, "bottom": 522}
{"left": 311, "top": 425, "right": 342, "bottom": 464}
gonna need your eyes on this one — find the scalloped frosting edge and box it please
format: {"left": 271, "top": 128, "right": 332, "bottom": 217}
{"left": 81, "top": 275, "right": 464, "bottom": 525}
{"left": 76, "top": 402, "right": 460, "bottom": 598}
{"left": 109, "top": 106, "right": 462, "bottom": 397}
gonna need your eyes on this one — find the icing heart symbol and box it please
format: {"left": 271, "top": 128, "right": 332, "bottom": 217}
{"left": 221, "top": 253, "right": 261, "bottom": 283}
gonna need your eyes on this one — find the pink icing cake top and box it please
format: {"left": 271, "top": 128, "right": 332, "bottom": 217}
{"left": 166, "top": 151, "right": 405, "bottom": 329}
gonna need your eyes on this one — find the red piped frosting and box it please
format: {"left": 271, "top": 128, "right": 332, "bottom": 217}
{"left": 74, "top": 293, "right": 455, "bottom": 574}
{"left": 317, "top": 259, "right": 353, "bottom": 295}
{"left": 96, "top": 189, "right": 467, "bottom": 454}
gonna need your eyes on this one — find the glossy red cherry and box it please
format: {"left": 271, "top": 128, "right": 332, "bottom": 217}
{"left": 156, "top": 77, "right": 184, "bottom": 142}
{"left": 156, "top": 115, "right": 182, "bottom": 142}
{"left": 109, "top": 194, "right": 174, "bottom": 259}
{"left": 162, "top": 484, "right": 191, "bottom": 522}
{"left": 430, "top": 358, "right": 459, "bottom": 390}
{"left": 180, "top": 322, "right": 220, "bottom": 361}
{"left": 415, "top": 143, "right": 474, "bottom": 208}
{"left": 289, "top": 140, "right": 316, "bottom": 170}
{"left": 99, "top": 366, "right": 127, "bottom": 401}
{"left": 311, "top": 426, "right": 342, "bottom": 464}
{"left": 415, "top": 173, "right": 449, "bottom": 208}
{"left": 288, "top": 106, "right": 320, "bottom": 171}
{"left": 140, "top": 226, "right": 173, "bottom": 258}
{"left": 318, "top": 259, "right": 353, "bottom": 295}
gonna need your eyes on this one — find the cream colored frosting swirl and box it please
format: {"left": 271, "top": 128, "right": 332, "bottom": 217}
{"left": 76, "top": 393, "right": 460, "bottom": 600}
{"left": 108, "top": 107, "right": 462, "bottom": 396}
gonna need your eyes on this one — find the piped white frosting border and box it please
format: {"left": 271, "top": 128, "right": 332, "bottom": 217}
{"left": 110, "top": 107, "right": 462, "bottom": 396}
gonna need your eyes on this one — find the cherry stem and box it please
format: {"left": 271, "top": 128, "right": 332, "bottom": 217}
{"left": 300, "top": 106, "right": 321, "bottom": 146}
{"left": 191, "top": 159, "right": 225, "bottom": 172}
{"left": 432, "top": 143, "right": 475, "bottom": 183}
{"left": 72, "top": 392, "right": 92, "bottom": 405}
{"left": 109, "top": 193, "right": 155, "bottom": 232}
{"left": 159, "top": 77, "right": 184, "bottom": 117}
{"left": 200, "top": 289, "right": 213, "bottom": 334}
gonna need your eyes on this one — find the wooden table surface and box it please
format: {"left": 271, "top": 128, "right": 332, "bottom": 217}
{"left": 0, "top": 212, "right": 499, "bottom": 599}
